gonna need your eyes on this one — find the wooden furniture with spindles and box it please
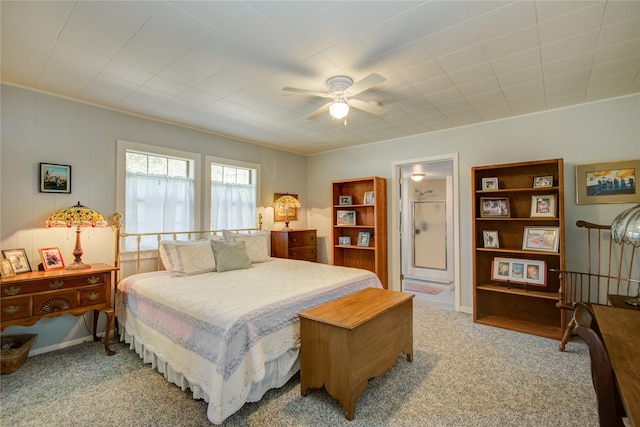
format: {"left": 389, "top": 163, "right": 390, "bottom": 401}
{"left": 0, "top": 263, "right": 118, "bottom": 355}
{"left": 299, "top": 287, "right": 413, "bottom": 420}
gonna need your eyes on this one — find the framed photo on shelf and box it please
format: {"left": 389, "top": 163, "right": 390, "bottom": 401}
{"left": 1, "top": 248, "right": 32, "bottom": 274}
{"left": 338, "top": 195, "right": 352, "bottom": 205}
{"left": 357, "top": 231, "right": 371, "bottom": 247}
{"left": 530, "top": 195, "right": 555, "bottom": 217}
{"left": 39, "top": 247, "right": 65, "bottom": 271}
{"left": 363, "top": 191, "right": 375, "bottom": 205}
{"left": 482, "top": 177, "right": 498, "bottom": 190}
{"left": 39, "top": 162, "right": 71, "bottom": 193}
{"left": 1, "top": 259, "right": 16, "bottom": 278}
{"left": 482, "top": 230, "right": 499, "bottom": 248}
{"left": 533, "top": 176, "right": 553, "bottom": 188}
{"left": 522, "top": 226, "right": 560, "bottom": 252}
{"left": 575, "top": 159, "right": 640, "bottom": 204}
{"left": 480, "top": 197, "right": 510, "bottom": 217}
{"left": 336, "top": 211, "right": 356, "bottom": 225}
{"left": 338, "top": 236, "right": 351, "bottom": 246}
{"left": 491, "top": 257, "right": 547, "bottom": 287}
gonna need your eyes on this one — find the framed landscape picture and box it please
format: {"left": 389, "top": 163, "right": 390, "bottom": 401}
{"left": 336, "top": 211, "right": 356, "bottom": 225}
{"left": 522, "top": 227, "right": 560, "bottom": 252}
{"left": 576, "top": 159, "right": 639, "bottom": 204}
{"left": 40, "top": 163, "right": 71, "bottom": 193}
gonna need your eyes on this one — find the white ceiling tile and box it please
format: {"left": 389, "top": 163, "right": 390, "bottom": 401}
{"left": 537, "top": 3, "right": 606, "bottom": 45}
{"left": 598, "top": 17, "right": 640, "bottom": 47}
{"left": 396, "top": 61, "right": 446, "bottom": 86}
{"left": 482, "top": 26, "right": 540, "bottom": 61}
{"left": 448, "top": 63, "right": 496, "bottom": 87}
{"left": 536, "top": 1, "right": 603, "bottom": 23}
{"left": 0, "top": 21, "right": 55, "bottom": 86}
{"left": 502, "top": 80, "right": 545, "bottom": 99}
{"left": 540, "top": 30, "right": 599, "bottom": 63}
{"left": 544, "top": 69, "right": 591, "bottom": 90}
{"left": 594, "top": 39, "right": 640, "bottom": 65}
{"left": 422, "top": 22, "right": 480, "bottom": 58}
{"left": 144, "top": 75, "right": 189, "bottom": 97}
{"left": 602, "top": 0, "right": 640, "bottom": 26}
{"left": 543, "top": 52, "right": 597, "bottom": 77}
{"left": 118, "top": 86, "right": 172, "bottom": 114}
{"left": 159, "top": 63, "right": 208, "bottom": 87}
{"left": 47, "top": 41, "right": 110, "bottom": 73}
{"left": 473, "top": 1, "right": 537, "bottom": 41}
{"left": 102, "top": 61, "right": 153, "bottom": 86}
{"left": 491, "top": 48, "right": 542, "bottom": 76}
{"left": 497, "top": 66, "right": 544, "bottom": 89}
{"left": 1, "top": 0, "right": 72, "bottom": 38}
{"left": 591, "top": 56, "right": 640, "bottom": 79}
{"left": 81, "top": 74, "right": 138, "bottom": 106}
{"left": 36, "top": 60, "right": 96, "bottom": 97}
{"left": 458, "top": 78, "right": 502, "bottom": 98}
{"left": 436, "top": 45, "right": 489, "bottom": 74}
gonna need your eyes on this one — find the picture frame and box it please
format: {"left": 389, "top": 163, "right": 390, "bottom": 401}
{"left": 480, "top": 197, "right": 510, "bottom": 217}
{"left": 1, "top": 248, "right": 32, "bottom": 274}
{"left": 482, "top": 177, "right": 498, "bottom": 190}
{"left": 338, "top": 236, "right": 351, "bottom": 246}
{"left": 1, "top": 259, "right": 16, "bottom": 279}
{"left": 364, "top": 191, "right": 375, "bottom": 205}
{"left": 533, "top": 176, "right": 553, "bottom": 188}
{"left": 39, "top": 162, "right": 71, "bottom": 193}
{"left": 274, "top": 193, "right": 298, "bottom": 222}
{"left": 482, "top": 230, "right": 499, "bottom": 248}
{"left": 39, "top": 247, "right": 65, "bottom": 271}
{"left": 575, "top": 159, "right": 640, "bottom": 204}
{"left": 338, "top": 195, "right": 352, "bottom": 205}
{"left": 491, "top": 257, "right": 547, "bottom": 287}
{"left": 530, "top": 195, "right": 556, "bottom": 217}
{"left": 336, "top": 211, "right": 356, "bottom": 225}
{"left": 522, "top": 226, "right": 560, "bottom": 252}
{"left": 357, "top": 231, "right": 370, "bottom": 247}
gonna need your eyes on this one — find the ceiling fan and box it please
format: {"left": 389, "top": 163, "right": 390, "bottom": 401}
{"left": 283, "top": 73, "right": 386, "bottom": 122}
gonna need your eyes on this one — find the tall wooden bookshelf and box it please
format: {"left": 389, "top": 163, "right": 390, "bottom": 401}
{"left": 472, "top": 159, "right": 565, "bottom": 339}
{"left": 331, "top": 177, "right": 387, "bottom": 289}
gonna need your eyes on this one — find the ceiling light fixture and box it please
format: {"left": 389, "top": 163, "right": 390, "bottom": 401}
{"left": 410, "top": 173, "right": 426, "bottom": 182}
{"left": 329, "top": 100, "right": 349, "bottom": 119}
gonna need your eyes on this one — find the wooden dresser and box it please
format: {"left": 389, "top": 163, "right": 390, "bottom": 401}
{"left": 271, "top": 229, "right": 317, "bottom": 262}
{"left": 0, "top": 263, "right": 118, "bottom": 355}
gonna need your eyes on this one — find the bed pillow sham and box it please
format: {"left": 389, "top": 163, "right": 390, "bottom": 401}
{"left": 223, "top": 230, "right": 270, "bottom": 263}
{"left": 210, "top": 240, "right": 252, "bottom": 272}
{"left": 161, "top": 240, "right": 217, "bottom": 275}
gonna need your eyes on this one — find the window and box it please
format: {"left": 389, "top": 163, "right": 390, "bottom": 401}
{"left": 116, "top": 140, "right": 201, "bottom": 250}
{"left": 206, "top": 156, "right": 260, "bottom": 230}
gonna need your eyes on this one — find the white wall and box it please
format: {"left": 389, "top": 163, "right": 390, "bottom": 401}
{"left": 0, "top": 84, "right": 309, "bottom": 353}
{"left": 307, "top": 94, "right": 640, "bottom": 311}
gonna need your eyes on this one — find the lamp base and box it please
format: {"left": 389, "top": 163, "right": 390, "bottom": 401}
{"left": 65, "top": 261, "right": 91, "bottom": 270}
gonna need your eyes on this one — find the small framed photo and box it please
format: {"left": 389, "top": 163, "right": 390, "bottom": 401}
{"left": 1, "top": 259, "right": 16, "bottom": 278}
{"left": 338, "top": 236, "right": 351, "bottom": 246}
{"left": 530, "top": 195, "right": 556, "bottom": 217}
{"left": 533, "top": 176, "right": 553, "bottom": 188}
{"left": 336, "top": 211, "right": 356, "bottom": 225}
{"left": 522, "top": 227, "right": 560, "bottom": 252}
{"left": 480, "top": 197, "right": 510, "bottom": 217}
{"left": 364, "top": 191, "right": 375, "bottom": 205}
{"left": 482, "top": 177, "right": 498, "bottom": 190}
{"left": 482, "top": 230, "right": 499, "bottom": 248}
{"left": 1, "top": 248, "right": 32, "bottom": 274}
{"left": 39, "top": 247, "right": 65, "bottom": 271}
{"left": 40, "top": 162, "right": 71, "bottom": 193}
{"left": 338, "top": 195, "right": 352, "bottom": 205}
{"left": 491, "top": 257, "right": 546, "bottom": 287}
{"left": 357, "top": 231, "right": 371, "bottom": 247}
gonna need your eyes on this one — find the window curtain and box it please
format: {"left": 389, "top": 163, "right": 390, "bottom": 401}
{"left": 210, "top": 181, "right": 255, "bottom": 230}
{"left": 125, "top": 173, "right": 194, "bottom": 250}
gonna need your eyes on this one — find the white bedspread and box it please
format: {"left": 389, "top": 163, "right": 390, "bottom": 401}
{"left": 116, "top": 258, "right": 382, "bottom": 424}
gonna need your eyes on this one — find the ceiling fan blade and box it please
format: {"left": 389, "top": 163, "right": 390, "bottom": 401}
{"left": 348, "top": 98, "right": 386, "bottom": 117}
{"left": 307, "top": 102, "right": 331, "bottom": 119}
{"left": 282, "top": 87, "right": 331, "bottom": 98}
{"left": 346, "top": 73, "right": 385, "bottom": 96}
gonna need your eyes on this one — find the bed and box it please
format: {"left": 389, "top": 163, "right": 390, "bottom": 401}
{"left": 114, "top": 219, "right": 383, "bottom": 424}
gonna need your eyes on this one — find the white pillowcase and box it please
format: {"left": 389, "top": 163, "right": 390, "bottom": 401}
{"left": 160, "top": 240, "right": 216, "bottom": 275}
{"left": 223, "top": 230, "right": 270, "bottom": 263}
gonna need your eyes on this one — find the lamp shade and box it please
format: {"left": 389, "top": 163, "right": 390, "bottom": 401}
{"left": 611, "top": 203, "right": 640, "bottom": 247}
{"left": 274, "top": 194, "right": 301, "bottom": 231}
{"left": 329, "top": 101, "right": 349, "bottom": 119}
{"left": 46, "top": 201, "right": 108, "bottom": 228}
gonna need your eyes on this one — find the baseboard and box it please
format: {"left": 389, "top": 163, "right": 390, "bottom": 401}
{"left": 28, "top": 328, "right": 116, "bottom": 357}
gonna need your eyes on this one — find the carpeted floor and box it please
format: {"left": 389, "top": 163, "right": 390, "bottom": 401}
{"left": 0, "top": 304, "right": 598, "bottom": 426}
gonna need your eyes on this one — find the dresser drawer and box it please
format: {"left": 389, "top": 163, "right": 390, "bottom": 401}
{"left": 288, "top": 246, "right": 317, "bottom": 261}
{"left": 79, "top": 285, "right": 107, "bottom": 307}
{"left": 1, "top": 273, "right": 106, "bottom": 296}
{"left": 1, "top": 297, "right": 30, "bottom": 321}
{"left": 33, "top": 291, "right": 78, "bottom": 315}
{"left": 288, "top": 230, "right": 316, "bottom": 247}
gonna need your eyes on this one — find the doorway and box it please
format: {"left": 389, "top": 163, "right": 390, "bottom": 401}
{"left": 391, "top": 154, "right": 460, "bottom": 310}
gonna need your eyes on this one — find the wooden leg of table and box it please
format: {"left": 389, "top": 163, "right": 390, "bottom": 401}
{"left": 93, "top": 308, "right": 116, "bottom": 356}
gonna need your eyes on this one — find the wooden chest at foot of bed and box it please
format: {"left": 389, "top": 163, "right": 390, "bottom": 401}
{"left": 299, "top": 287, "right": 414, "bottom": 420}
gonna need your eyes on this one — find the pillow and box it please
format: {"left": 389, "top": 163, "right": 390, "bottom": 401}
{"left": 210, "top": 240, "right": 252, "bottom": 272}
{"left": 159, "top": 240, "right": 192, "bottom": 271}
{"left": 223, "top": 230, "right": 270, "bottom": 263}
{"left": 161, "top": 240, "right": 216, "bottom": 275}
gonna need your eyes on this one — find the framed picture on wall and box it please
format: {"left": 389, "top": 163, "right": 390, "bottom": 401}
{"left": 575, "top": 159, "right": 640, "bottom": 204}
{"left": 39, "top": 163, "right": 71, "bottom": 193}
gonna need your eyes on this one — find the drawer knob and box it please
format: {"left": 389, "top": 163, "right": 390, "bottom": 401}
{"left": 87, "top": 292, "right": 100, "bottom": 301}
{"left": 3, "top": 305, "right": 20, "bottom": 314}
{"left": 292, "top": 238, "right": 297, "bottom": 242}
{"left": 49, "top": 280, "right": 64, "bottom": 289}
{"left": 87, "top": 276, "right": 100, "bottom": 285}
{"left": 3, "top": 286, "right": 21, "bottom": 296}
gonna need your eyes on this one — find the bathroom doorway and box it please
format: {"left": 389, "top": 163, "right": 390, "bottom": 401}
{"left": 391, "top": 154, "right": 459, "bottom": 310}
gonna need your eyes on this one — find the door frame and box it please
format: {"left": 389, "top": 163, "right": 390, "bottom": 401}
{"left": 390, "top": 153, "right": 461, "bottom": 310}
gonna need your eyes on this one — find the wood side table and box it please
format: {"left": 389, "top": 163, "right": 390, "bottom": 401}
{"left": 0, "top": 263, "right": 118, "bottom": 355}
{"left": 299, "top": 287, "right": 414, "bottom": 420}
{"left": 271, "top": 229, "right": 317, "bottom": 262}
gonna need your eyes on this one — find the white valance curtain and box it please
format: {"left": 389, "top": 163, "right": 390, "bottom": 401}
{"left": 210, "top": 181, "right": 255, "bottom": 230}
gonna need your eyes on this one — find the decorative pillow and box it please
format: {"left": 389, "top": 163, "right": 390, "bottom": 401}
{"left": 160, "top": 240, "right": 216, "bottom": 275}
{"left": 210, "top": 240, "right": 252, "bottom": 272}
{"left": 223, "top": 230, "right": 270, "bottom": 263}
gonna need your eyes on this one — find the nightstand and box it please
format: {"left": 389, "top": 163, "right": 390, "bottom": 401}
{"left": 271, "top": 229, "right": 317, "bottom": 262}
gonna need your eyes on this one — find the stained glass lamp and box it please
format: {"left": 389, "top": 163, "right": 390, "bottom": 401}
{"left": 46, "top": 201, "right": 108, "bottom": 269}
{"left": 611, "top": 203, "right": 640, "bottom": 306}
{"left": 274, "top": 194, "right": 301, "bottom": 231}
